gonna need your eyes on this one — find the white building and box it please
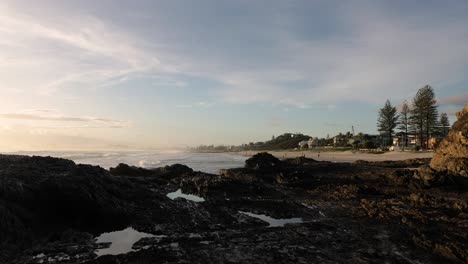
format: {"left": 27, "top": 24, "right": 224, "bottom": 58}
{"left": 298, "top": 140, "right": 309, "bottom": 149}
{"left": 308, "top": 137, "right": 319, "bottom": 148}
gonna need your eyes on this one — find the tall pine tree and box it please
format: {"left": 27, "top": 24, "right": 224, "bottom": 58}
{"left": 377, "top": 100, "right": 398, "bottom": 147}
{"left": 439, "top": 112, "right": 450, "bottom": 136}
{"left": 398, "top": 101, "right": 410, "bottom": 147}
{"left": 410, "top": 85, "right": 439, "bottom": 149}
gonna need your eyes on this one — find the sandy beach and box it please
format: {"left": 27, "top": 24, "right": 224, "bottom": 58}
{"left": 239, "top": 150, "right": 433, "bottom": 163}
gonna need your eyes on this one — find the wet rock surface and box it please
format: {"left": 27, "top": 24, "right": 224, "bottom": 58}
{"left": 0, "top": 152, "right": 466, "bottom": 263}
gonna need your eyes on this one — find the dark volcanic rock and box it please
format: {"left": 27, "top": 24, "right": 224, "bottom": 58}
{"left": 244, "top": 152, "right": 282, "bottom": 170}
{"left": 110, "top": 163, "right": 193, "bottom": 180}
{"left": 110, "top": 163, "right": 154, "bottom": 177}
{"left": 354, "top": 158, "right": 430, "bottom": 168}
{"left": 0, "top": 155, "right": 146, "bottom": 262}
{"left": 1, "top": 153, "right": 466, "bottom": 263}
{"left": 360, "top": 191, "right": 468, "bottom": 263}
{"left": 283, "top": 156, "right": 318, "bottom": 166}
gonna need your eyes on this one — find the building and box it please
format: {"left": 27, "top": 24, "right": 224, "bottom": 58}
{"left": 298, "top": 140, "right": 309, "bottom": 149}
{"left": 308, "top": 137, "right": 320, "bottom": 148}
{"left": 333, "top": 134, "right": 348, "bottom": 147}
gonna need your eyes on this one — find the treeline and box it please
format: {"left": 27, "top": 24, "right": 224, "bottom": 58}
{"left": 377, "top": 85, "right": 451, "bottom": 149}
{"left": 251, "top": 133, "right": 311, "bottom": 150}
{"left": 190, "top": 133, "right": 312, "bottom": 152}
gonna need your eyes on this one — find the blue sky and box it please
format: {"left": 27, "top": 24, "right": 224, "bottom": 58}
{"left": 0, "top": 0, "right": 467, "bottom": 150}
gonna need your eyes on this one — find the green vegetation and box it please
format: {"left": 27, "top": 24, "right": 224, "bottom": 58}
{"left": 190, "top": 133, "right": 312, "bottom": 152}
{"left": 410, "top": 85, "right": 439, "bottom": 149}
{"left": 377, "top": 100, "right": 398, "bottom": 147}
{"left": 193, "top": 85, "right": 453, "bottom": 153}
{"left": 378, "top": 84, "right": 449, "bottom": 151}
{"left": 439, "top": 112, "right": 450, "bottom": 136}
{"left": 252, "top": 133, "right": 311, "bottom": 150}
{"left": 398, "top": 101, "right": 410, "bottom": 147}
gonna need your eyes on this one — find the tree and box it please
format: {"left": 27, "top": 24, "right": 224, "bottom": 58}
{"left": 410, "top": 85, "right": 439, "bottom": 149}
{"left": 377, "top": 100, "right": 399, "bottom": 147}
{"left": 439, "top": 112, "right": 450, "bottom": 136}
{"left": 398, "top": 101, "right": 411, "bottom": 147}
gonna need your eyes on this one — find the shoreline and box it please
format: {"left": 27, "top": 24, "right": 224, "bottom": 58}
{"left": 236, "top": 150, "right": 433, "bottom": 163}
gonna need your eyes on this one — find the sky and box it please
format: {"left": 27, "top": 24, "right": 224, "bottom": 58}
{"left": 0, "top": 0, "right": 467, "bottom": 150}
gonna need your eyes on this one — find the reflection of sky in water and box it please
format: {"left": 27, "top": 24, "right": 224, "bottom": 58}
{"left": 95, "top": 227, "right": 159, "bottom": 256}
{"left": 167, "top": 189, "right": 205, "bottom": 202}
{"left": 8, "top": 151, "right": 246, "bottom": 174}
{"left": 239, "top": 211, "right": 303, "bottom": 227}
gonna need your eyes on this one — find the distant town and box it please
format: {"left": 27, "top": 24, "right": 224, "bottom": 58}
{"left": 191, "top": 85, "right": 451, "bottom": 153}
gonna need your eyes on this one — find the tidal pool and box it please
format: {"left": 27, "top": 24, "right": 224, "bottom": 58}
{"left": 166, "top": 189, "right": 205, "bottom": 202}
{"left": 95, "top": 227, "right": 161, "bottom": 256}
{"left": 239, "top": 211, "right": 303, "bottom": 227}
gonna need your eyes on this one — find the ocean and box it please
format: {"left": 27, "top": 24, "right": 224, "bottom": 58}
{"left": 5, "top": 151, "right": 248, "bottom": 174}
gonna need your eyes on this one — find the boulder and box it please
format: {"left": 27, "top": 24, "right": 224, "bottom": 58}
{"left": 244, "top": 152, "right": 281, "bottom": 170}
{"left": 154, "top": 164, "right": 194, "bottom": 178}
{"left": 429, "top": 101, "right": 468, "bottom": 178}
{"left": 0, "top": 156, "right": 137, "bottom": 259}
{"left": 283, "top": 156, "right": 317, "bottom": 166}
{"left": 110, "top": 163, "right": 194, "bottom": 179}
{"left": 110, "top": 163, "right": 154, "bottom": 177}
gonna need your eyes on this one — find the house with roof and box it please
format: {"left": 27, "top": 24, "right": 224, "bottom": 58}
{"left": 333, "top": 134, "right": 348, "bottom": 147}
{"left": 308, "top": 137, "right": 319, "bottom": 148}
{"left": 298, "top": 140, "right": 309, "bottom": 149}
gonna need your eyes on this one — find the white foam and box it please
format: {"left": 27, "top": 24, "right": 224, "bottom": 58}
{"left": 166, "top": 189, "right": 205, "bottom": 202}
{"left": 95, "top": 227, "right": 157, "bottom": 256}
{"left": 138, "top": 159, "right": 161, "bottom": 168}
{"left": 239, "top": 211, "right": 303, "bottom": 227}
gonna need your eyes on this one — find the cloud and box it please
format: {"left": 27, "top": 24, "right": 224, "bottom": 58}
{"left": 1, "top": 0, "right": 467, "bottom": 111}
{"left": 140, "top": 1, "right": 468, "bottom": 108}
{"left": 0, "top": 2, "right": 176, "bottom": 96}
{"left": 439, "top": 93, "right": 468, "bottom": 107}
{"left": 0, "top": 110, "right": 130, "bottom": 128}
{"left": 175, "top": 102, "right": 214, "bottom": 108}
{"left": 0, "top": 129, "right": 133, "bottom": 151}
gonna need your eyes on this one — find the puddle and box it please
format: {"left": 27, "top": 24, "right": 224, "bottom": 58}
{"left": 166, "top": 189, "right": 205, "bottom": 202}
{"left": 239, "top": 211, "right": 303, "bottom": 227}
{"left": 95, "top": 227, "right": 158, "bottom": 256}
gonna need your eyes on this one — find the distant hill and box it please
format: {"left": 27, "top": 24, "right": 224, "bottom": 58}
{"left": 190, "top": 133, "right": 312, "bottom": 152}
{"left": 253, "top": 133, "right": 311, "bottom": 150}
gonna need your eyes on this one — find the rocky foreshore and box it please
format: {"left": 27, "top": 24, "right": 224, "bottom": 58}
{"left": 1, "top": 104, "right": 467, "bottom": 264}
{"left": 0, "top": 152, "right": 465, "bottom": 264}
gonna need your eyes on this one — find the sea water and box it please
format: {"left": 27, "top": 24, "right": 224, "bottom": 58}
{"left": 5, "top": 151, "right": 247, "bottom": 174}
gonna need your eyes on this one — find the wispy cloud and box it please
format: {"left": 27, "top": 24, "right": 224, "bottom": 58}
{"left": 0, "top": 2, "right": 176, "bottom": 96}
{"left": 143, "top": 2, "right": 468, "bottom": 107}
{"left": 0, "top": 110, "right": 130, "bottom": 128}
{"left": 439, "top": 93, "right": 468, "bottom": 107}
{"left": 2, "top": 1, "right": 467, "bottom": 108}
{"left": 0, "top": 1, "right": 467, "bottom": 148}
{"left": 175, "top": 102, "right": 214, "bottom": 108}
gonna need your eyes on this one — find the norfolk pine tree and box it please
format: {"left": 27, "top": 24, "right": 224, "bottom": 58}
{"left": 377, "top": 100, "right": 399, "bottom": 147}
{"left": 410, "top": 85, "right": 439, "bottom": 149}
{"left": 398, "top": 101, "right": 410, "bottom": 147}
